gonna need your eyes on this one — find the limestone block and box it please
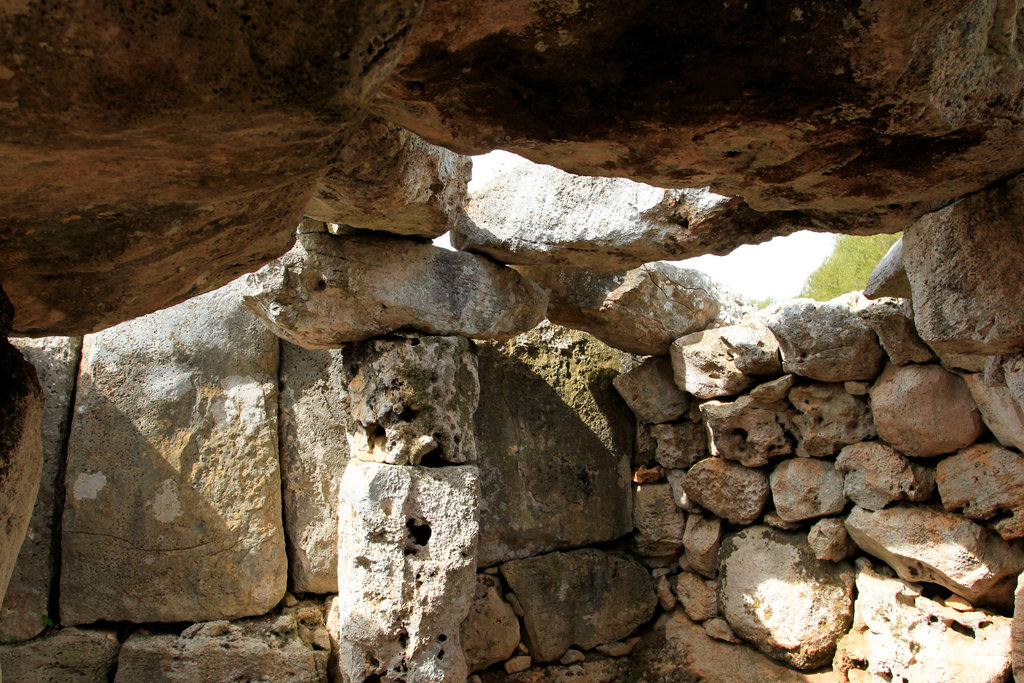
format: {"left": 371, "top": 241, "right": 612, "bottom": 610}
{"left": 665, "top": 469, "right": 700, "bottom": 513}
{"left": 857, "top": 297, "right": 935, "bottom": 365}
{"left": 1, "top": 337, "right": 79, "bottom": 641}
{"left": 115, "top": 607, "right": 330, "bottom": 683}
{"left": 749, "top": 374, "right": 796, "bottom": 402}
{"left": 766, "top": 298, "right": 886, "bottom": 382}
{"left": 279, "top": 342, "right": 349, "bottom": 594}
{"left": 674, "top": 572, "right": 719, "bottom": 622}
{"left": 648, "top": 420, "right": 707, "bottom": 470}
{"left": 770, "top": 458, "right": 846, "bottom": 523}
{"left": 669, "top": 322, "right": 780, "bottom": 399}
{"left": 336, "top": 461, "right": 478, "bottom": 682}
{"left": 963, "top": 374, "right": 1024, "bottom": 452}
{"left": 683, "top": 458, "right": 770, "bottom": 525}
{"left": 864, "top": 238, "right": 912, "bottom": 300}
{"left": 700, "top": 396, "right": 797, "bottom": 467}
{"left": 0, "top": 627, "right": 119, "bottom": 683}
{"left": 242, "top": 232, "right": 547, "bottom": 347}
{"left": 807, "top": 518, "right": 856, "bottom": 562}
{"left": 719, "top": 526, "right": 855, "bottom": 670}
{"left": 500, "top": 549, "right": 656, "bottom": 662}
{"left": 845, "top": 505, "right": 1024, "bottom": 606}
{"left": 60, "top": 281, "right": 285, "bottom": 625}
{"left": 834, "top": 565, "right": 1011, "bottom": 683}
{"left": 519, "top": 262, "right": 735, "bottom": 355}
{"left": 904, "top": 175, "right": 1024, "bottom": 354}
{"left": 870, "top": 363, "right": 983, "bottom": 457}
{"left": 343, "top": 334, "right": 478, "bottom": 466}
{"left": 612, "top": 356, "right": 689, "bottom": 424}
{"left": 632, "top": 483, "right": 686, "bottom": 557}
{"left": 788, "top": 383, "right": 875, "bottom": 458}
{"left": 835, "top": 442, "right": 933, "bottom": 511}
{"left": 460, "top": 574, "right": 520, "bottom": 673}
{"left": 683, "top": 513, "right": 723, "bottom": 578}
{"left": 305, "top": 116, "right": 470, "bottom": 239}
{"left": 474, "top": 324, "right": 633, "bottom": 566}
{"left": 936, "top": 444, "right": 1024, "bottom": 539}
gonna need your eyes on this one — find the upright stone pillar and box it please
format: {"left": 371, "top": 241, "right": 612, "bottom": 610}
{"left": 336, "top": 334, "right": 480, "bottom": 682}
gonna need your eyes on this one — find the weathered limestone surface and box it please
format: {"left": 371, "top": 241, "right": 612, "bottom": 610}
{"left": 835, "top": 565, "right": 1012, "bottom": 683}
{"left": 700, "top": 396, "right": 797, "bottom": 467}
{"left": 1015, "top": 574, "right": 1024, "bottom": 682}
{"left": 0, "top": 627, "right": 120, "bottom": 683}
{"left": 683, "top": 458, "right": 770, "bottom": 525}
{"left": 670, "top": 322, "right": 781, "bottom": 399}
{"left": 279, "top": 342, "right": 349, "bottom": 594}
{"left": 870, "top": 363, "right": 984, "bottom": 457}
{"left": 864, "top": 239, "right": 912, "bottom": 300}
{"left": 674, "top": 573, "right": 719, "bottom": 622}
{"left": 337, "top": 460, "right": 478, "bottom": 683}
{"left": 845, "top": 505, "right": 1024, "bottom": 606}
{"left": 769, "top": 458, "right": 846, "bottom": 523}
{"left": 835, "top": 442, "right": 933, "bottom": 510}
{"left": 520, "top": 262, "right": 738, "bottom": 356}
{"left": 500, "top": 549, "right": 656, "bottom": 662}
{"left": 1, "top": 337, "right": 79, "bottom": 641}
{"left": 243, "top": 232, "right": 547, "bottom": 348}
{"left": 858, "top": 297, "right": 935, "bottom": 365}
{"left": 648, "top": 420, "right": 707, "bottom": 471}
{"left": 719, "top": 526, "right": 855, "bottom": 669}
{"left": 632, "top": 484, "right": 686, "bottom": 557}
{"left": 344, "top": 334, "right": 478, "bottom": 466}
{"left": 807, "top": 518, "right": 856, "bottom": 562}
{"left": 460, "top": 574, "right": 520, "bottom": 673}
{"left": 454, "top": 161, "right": 810, "bottom": 269}
{"left": 936, "top": 444, "right": 1024, "bottom": 539}
{"left": 963, "top": 374, "right": 1024, "bottom": 452}
{"left": 788, "top": 383, "right": 875, "bottom": 458}
{"left": 305, "top": 117, "right": 471, "bottom": 238}
{"left": 904, "top": 174, "right": 1024, "bottom": 354}
{"left": 61, "top": 282, "right": 286, "bottom": 625}
{"left": 474, "top": 324, "right": 633, "bottom": 566}
{"left": 115, "top": 607, "right": 330, "bottom": 683}
{"left": 2, "top": 1, "right": 422, "bottom": 336}
{"left": 613, "top": 356, "right": 689, "bottom": 424}
{"left": 683, "top": 513, "right": 723, "bottom": 578}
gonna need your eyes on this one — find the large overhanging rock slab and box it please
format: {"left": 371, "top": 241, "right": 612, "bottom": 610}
{"left": 377, "top": 1, "right": 1024, "bottom": 220}
{"left": 453, "top": 160, "right": 814, "bottom": 270}
{"left": 1, "top": 1, "right": 422, "bottom": 336}
{"left": 520, "top": 262, "right": 745, "bottom": 356}
{"left": 904, "top": 174, "right": 1024, "bottom": 354}
{"left": 243, "top": 232, "right": 547, "bottom": 347}
{"left": 60, "top": 281, "right": 286, "bottom": 625}
{"left": 305, "top": 117, "right": 471, "bottom": 239}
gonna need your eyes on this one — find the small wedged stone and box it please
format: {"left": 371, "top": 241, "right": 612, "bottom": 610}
{"left": 719, "top": 526, "right": 855, "bottom": 670}
{"left": 963, "top": 374, "right": 1024, "bottom": 452}
{"left": 242, "top": 232, "right": 547, "bottom": 347}
{"left": 632, "top": 484, "right": 686, "bottom": 557}
{"left": 936, "top": 444, "right": 1024, "bottom": 539}
{"left": 844, "top": 505, "right": 1024, "bottom": 607}
{"left": 682, "top": 513, "right": 723, "bottom": 578}
{"left": 0, "top": 627, "right": 120, "bottom": 683}
{"left": 665, "top": 469, "right": 700, "bottom": 513}
{"left": 808, "top": 518, "right": 856, "bottom": 562}
{"left": 500, "top": 548, "right": 656, "bottom": 662}
{"left": 461, "top": 574, "right": 521, "bottom": 673}
{"left": 858, "top": 297, "right": 936, "bottom": 365}
{"left": 835, "top": 442, "right": 934, "bottom": 511}
{"left": 770, "top": 458, "right": 846, "bottom": 523}
{"left": 700, "top": 396, "right": 797, "bottom": 467}
{"left": 788, "top": 383, "right": 875, "bottom": 458}
{"left": 870, "top": 363, "right": 984, "bottom": 457}
{"left": 343, "top": 334, "right": 478, "bottom": 466}
{"left": 864, "top": 238, "right": 912, "bottom": 300}
{"left": 683, "top": 458, "right": 770, "bottom": 526}
{"left": 648, "top": 420, "right": 707, "bottom": 470}
{"left": 612, "top": 356, "right": 689, "bottom": 424}
{"left": 766, "top": 298, "right": 886, "bottom": 382}
{"left": 519, "top": 262, "right": 737, "bottom": 356}
{"left": 749, "top": 374, "right": 796, "bottom": 402}
{"left": 669, "top": 322, "right": 780, "bottom": 399}
{"left": 674, "top": 572, "right": 718, "bottom": 622}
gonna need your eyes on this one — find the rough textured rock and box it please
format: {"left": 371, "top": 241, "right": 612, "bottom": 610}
{"left": 963, "top": 374, "right": 1024, "bottom": 452}
{"left": 336, "top": 461, "right": 479, "bottom": 682}
{"left": 858, "top": 297, "right": 936, "bottom": 365}
{"left": 845, "top": 505, "right": 1024, "bottom": 606}
{"left": 719, "top": 526, "right": 855, "bottom": 670}
{"left": 674, "top": 573, "right": 719, "bottom": 622}
{"left": 613, "top": 357, "right": 689, "bottom": 424}
{"left": 305, "top": 116, "right": 471, "bottom": 238}
{"left": 864, "top": 239, "right": 912, "bottom": 300}
{"left": 766, "top": 299, "right": 886, "bottom": 382}
{"left": 835, "top": 565, "right": 1012, "bottom": 683}
{"left": 769, "top": 458, "right": 846, "bottom": 523}
{"left": 474, "top": 323, "right": 633, "bottom": 566}
{"left": 936, "top": 444, "right": 1024, "bottom": 539}
{"left": 835, "top": 442, "right": 934, "bottom": 511}
{"left": 648, "top": 420, "right": 707, "bottom": 471}
{"left": 870, "top": 363, "right": 984, "bottom": 457}
{"left": 788, "top": 383, "right": 875, "bottom": 458}
{"left": 670, "top": 322, "right": 781, "bottom": 399}
{"left": 749, "top": 374, "right": 796, "bottom": 402}
{"left": 455, "top": 162, "right": 813, "bottom": 270}
{"left": 904, "top": 174, "right": 1024, "bottom": 354}
{"left": 460, "top": 574, "right": 520, "bottom": 673}
{"left": 1015, "top": 574, "right": 1024, "bottom": 682}
{"left": 0, "top": 627, "right": 120, "bottom": 683}
{"left": 115, "top": 607, "right": 330, "bottom": 683}
{"left": 683, "top": 458, "right": 770, "bottom": 525}
{"left": 500, "top": 549, "right": 656, "bottom": 662}
{"left": 683, "top": 513, "right": 723, "bottom": 578}
{"left": 665, "top": 469, "right": 700, "bottom": 513}
{"left": 243, "top": 232, "right": 547, "bottom": 347}
{"left": 2, "top": 0, "right": 422, "bottom": 336}
{"left": 1, "top": 337, "right": 79, "bottom": 641}
{"left": 632, "top": 484, "right": 686, "bottom": 557}
{"left": 807, "top": 518, "right": 856, "bottom": 562}
{"left": 700, "top": 396, "right": 797, "bottom": 467}
{"left": 279, "top": 343, "right": 348, "bottom": 594}
{"left": 519, "top": 262, "right": 731, "bottom": 355}
{"left": 60, "top": 282, "right": 286, "bottom": 625}
{"left": 343, "top": 334, "right": 478, "bottom": 466}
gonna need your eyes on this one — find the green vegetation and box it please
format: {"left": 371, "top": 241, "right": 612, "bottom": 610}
{"left": 798, "top": 233, "right": 902, "bottom": 301}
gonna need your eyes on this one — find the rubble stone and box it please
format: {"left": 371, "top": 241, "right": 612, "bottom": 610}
{"left": 700, "top": 396, "right": 797, "bottom": 467}
{"left": 674, "top": 572, "right": 719, "bottom": 622}
{"left": 612, "top": 357, "right": 689, "bottom": 424}
{"left": 683, "top": 513, "right": 723, "bottom": 579}
{"left": 807, "top": 518, "right": 856, "bottom": 562}
{"left": 770, "top": 458, "right": 846, "bottom": 523}
{"left": 858, "top": 297, "right": 936, "bottom": 365}
{"left": 787, "top": 383, "right": 875, "bottom": 458}
{"left": 963, "top": 374, "right": 1024, "bottom": 452}
{"left": 461, "top": 574, "right": 521, "bottom": 673}
{"left": 936, "top": 444, "right": 1024, "bottom": 539}
{"left": 648, "top": 421, "right": 707, "bottom": 470}
{"left": 669, "top": 322, "right": 780, "bottom": 399}
{"left": 632, "top": 483, "right": 687, "bottom": 557}
{"left": 683, "top": 458, "right": 770, "bottom": 526}
{"left": 835, "top": 442, "right": 933, "bottom": 511}
{"left": 864, "top": 239, "right": 912, "bottom": 300}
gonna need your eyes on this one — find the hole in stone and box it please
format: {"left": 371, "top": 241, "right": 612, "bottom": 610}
{"left": 437, "top": 648, "right": 445, "bottom": 660}
{"left": 398, "top": 406, "right": 419, "bottom": 422}
{"left": 948, "top": 621, "right": 975, "bottom": 638}
{"left": 724, "top": 150, "right": 742, "bottom": 158}
{"left": 438, "top": 634, "right": 447, "bottom": 642}
{"left": 406, "top": 519, "right": 432, "bottom": 546}
{"left": 732, "top": 428, "right": 748, "bottom": 441}
{"left": 418, "top": 447, "right": 448, "bottom": 468}
{"left": 381, "top": 500, "right": 392, "bottom": 516}
{"left": 312, "top": 278, "right": 327, "bottom": 291}
{"left": 363, "top": 676, "right": 382, "bottom": 683}
{"left": 398, "top": 629, "right": 409, "bottom": 648}
{"left": 356, "top": 556, "right": 371, "bottom": 569}
{"left": 366, "top": 423, "right": 388, "bottom": 452}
